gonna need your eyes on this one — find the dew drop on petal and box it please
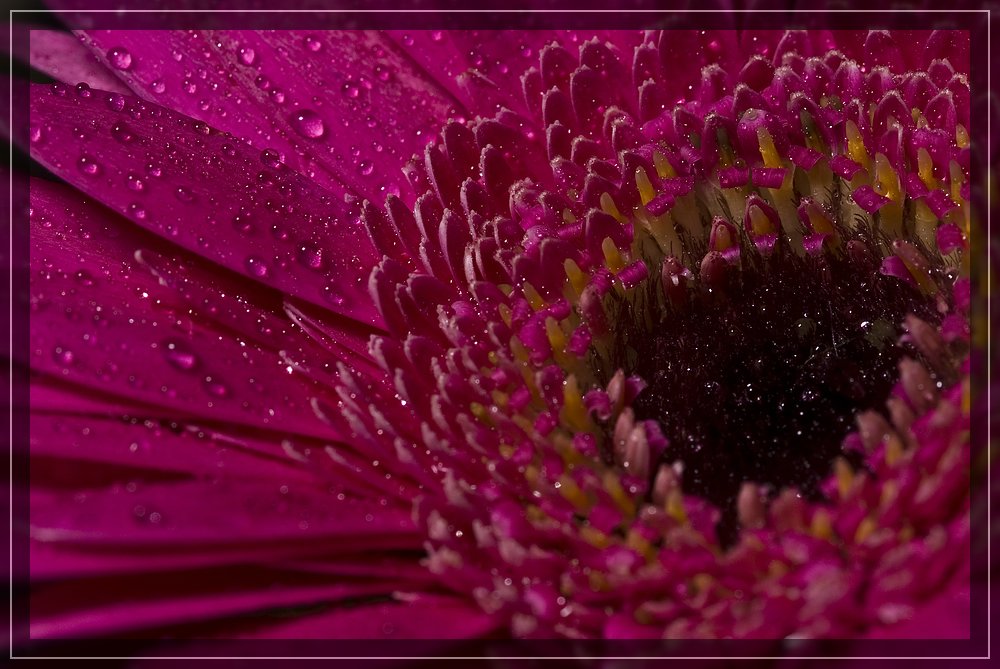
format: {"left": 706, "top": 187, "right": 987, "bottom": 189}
{"left": 237, "top": 46, "right": 256, "bottom": 66}
{"left": 292, "top": 109, "right": 326, "bottom": 139}
{"left": 245, "top": 255, "right": 271, "bottom": 278}
{"left": 304, "top": 36, "right": 322, "bottom": 52}
{"left": 107, "top": 46, "right": 132, "bottom": 70}
{"left": 297, "top": 243, "right": 325, "bottom": 270}
{"left": 322, "top": 283, "right": 345, "bottom": 305}
{"left": 260, "top": 148, "right": 281, "bottom": 168}
{"left": 74, "top": 269, "right": 94, "bottom": 286}
{"left": 203, "top": 377, "right": 230, "bottom": 398}
{"left": 77, "top": 156, "right": 100, "bottom": 176}
{"left": 29, "top": 125, "right": 43, "bottom": 143}
{"left": 175, "top": 186, "right": 195, "bottom": 203}
{"left": 151, "top": 79, "right": 166, "bottom": 94}
{"left": 126, "top": 173, "right": 145, "bottom": 192}
{"left": 75, "top": 82, "right": 92, "bottom": 98}
{"left": 106, "top": 93, "right": 125, "bottom": 111}
{"left": 111, "top": 122, "right": 136, "bottom": 144}
{"left": 162, "top": 339, "right": 199, "bottom": 371}
{"left": 127, "top": 203, "right": 148, "bottom": 220}
{"left": 53, "top": 347, "right": 75, "bottom": 366}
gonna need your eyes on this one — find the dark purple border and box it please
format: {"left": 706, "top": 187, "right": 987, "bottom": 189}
{"left": 9, "top": 2, "right": 994, "bottom": 661}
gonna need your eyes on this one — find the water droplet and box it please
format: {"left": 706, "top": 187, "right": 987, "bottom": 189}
{"left": 151, "top": 79, "right": 166, "bottom": 94}
{"left": 359, "top": 160, "right": 374, "bottom": 176}
{"left": 74, "top": 269, "right": 95, "bottom": 286}
{"left": 146, "top": 163, "right": 163, "bottom": 178}
{"left": 322, "top": 283, "right": 345, "bottom": 305}
{"left": 237, "top": 46, "right": 256, "bottom": 65}
{"left": 128, "top": 202, "right": 148, "bottom": 220}
{"left": 53, "top": 347, "right": 75, "bottom": 366}
{"left": 304, "top": 36, "right": 322, "bottom": 52}
{"left": 77, "top": 156, "right": 100, "bottom": 176}
{"left": 374, "top": 64, "right": 390, "bottom": 82}
{"left": 111, "top": 121, "right": 136, "bottom": 144}
{"left": 107, "top": 46, "right": 133, "bottom": 70}
{"left": 75, "top": 82, "right": 92, "bottom": 98}
{"left": 203, "top": 376, "right": 230, "bottom": 398}
{"left": 291, "top": 109, "right": 325, "bottom": 139}
{"left": 260, "top": 148, "right": 281, "bottom": 168}
{"left": 342, "top": 81, "right": 360, "bottom": 98}
{"left": 106, "top": 93, "right": 125, "bottom": 111}
{"left": 191, "top": 121, "right": 211, "bottom": 135}
{"left": 126, "top": 173, "right": 145, "bottom": 192}
{"left": 162, "top": 339, "right": 199, "bottom": 371}
{"left": 297, "top": 244, "right": 325, "bottom": 270}
{"left": 254, "top": 74, "right": 272, "bottom": 90}
{"left": 245, "top": 256, "right": 270, "bottom": 278}
{"left": 174, "top": 186, "right": 194, "bottom": 203}
{"left": 29, "top": 125, "right": 43, "bottom": 143}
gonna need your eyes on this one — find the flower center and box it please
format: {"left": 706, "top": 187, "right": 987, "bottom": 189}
{"left": 618, "top": 237, "right": 938, "bottom": 544}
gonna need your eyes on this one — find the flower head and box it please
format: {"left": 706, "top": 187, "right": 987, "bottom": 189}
{"left": 24, "top": 26, "right": 976, "bottom": 643}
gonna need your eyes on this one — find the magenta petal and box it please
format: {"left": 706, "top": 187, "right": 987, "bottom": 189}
{"left": 30, "top": 412, "right": 315, "bottom": 484}
{"left": 31, "top": 479, "right": 417, "bottom": 547}
{"left": 241, "top": 595, "right": 500, "bottom": 639}
{"left": 77, "top": 30, "right": 459, "bottom": 200}
{"left": 28, "top": 30, "right": 131, "bottom": 94}
{"left": 31, "top": 576, "right": 407, "bottom": 639}
{"left": 29, "top": 84, "right": 379, "bottom": 323}
{"left": 29, "top": 187, "right": 343, "bottom": 441}
{"left": 851, "top": 185, "right": 891, "bottom": 213}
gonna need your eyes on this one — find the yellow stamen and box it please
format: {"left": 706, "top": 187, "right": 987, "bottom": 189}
{"left": 653, "top": 150, "right": 676, "bottom": 179}
{"left": 601, "top": 192, "right": 627, "bottom": 223}
{"left": 956, "top": 124, "right": 970, "bottom": 149}
{"left": 603, "top": 471, "right": 636, "bottom": 517}
{"left": 635, "top": 167, "right": 657, "bottom": 206}
{"left": 917, "top": 148, "right": 937, "bottom": 190}
{"left": 845, "top": 120, "right": 870, "bottom": 169}
{"left": 748, "top": 205, "right": 775, "bottom": 237}
{"left": 854, "top": 517, "right": 877, "bottom": 543}
{"left": 810, "top": 509, "right": 833, "bottom": 540}
{"left": 756, "top": 127, "right": 782, "bottom": 169}
{"left": 564, "top": 258, "right": 588, "bottom": 297}
{"left": 602, "top": 236, "right": 626, "bottom": 273}
{"left": 834, "top": 457, "right": 854, "bottom": 498}
{"left": 558, "top": 474, "right": 590, "bottom": 511}
{"left": 560, "top": 374, "right": 593, "bottom": 432}
{"left": 522, "top": 282, "right": 546, "bottom": 311}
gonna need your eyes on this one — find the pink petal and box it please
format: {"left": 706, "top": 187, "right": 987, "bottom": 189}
{"left": 30, "top": 572, "right": 409, "bottom": 639}
{"left": 29, "top": 412, "right": 317, "bottom": 484}
{"left": 29, "top": 192, "right": 342, "bottom": 441}
{"left": 27, "top": 30, "right": 131, "bottom": 94}
{"left": 76, "top": 30, "right": 460, "bottom": 200}
{"left": 30, "top": 479, "right": 417, "bottom": 547}
{"left": 28, "top": 85, "right": 380, "bottom": 324}
{"left": 239, "top": 594, "right": 500, "bottom": 639}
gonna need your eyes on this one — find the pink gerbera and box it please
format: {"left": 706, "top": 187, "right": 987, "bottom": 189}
{"left": 16, "top": 20, "right": 985, "bottom": 649}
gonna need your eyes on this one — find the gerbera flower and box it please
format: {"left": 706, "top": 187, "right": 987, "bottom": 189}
{"left": 18, "top": 22, "right": 984, "bottom": 647}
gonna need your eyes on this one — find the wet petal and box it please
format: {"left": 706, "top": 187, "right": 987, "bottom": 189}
{"left": 30, "top": 569, "right": 409, "bottom": 638}
{"left": 240, "top": 594, "right": 500, "bottom": 639}
{"left": 28, "top": 84, "right": 380, "bottom": 323}
{"left": 77, "top": 30, "right": 461, "bottom": 199}
{"left": 27, "top": 30, "right": 131, "bottom": 94}
{"left": 30, "top": 479, "right": 417, "bottom": 547}
{"left": 29, "top": 178, "right": 343, "bottom": 438}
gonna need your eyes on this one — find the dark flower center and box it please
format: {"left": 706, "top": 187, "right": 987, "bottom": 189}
{"left": 615, "top": 234, "right": 941, "bottom": 544}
